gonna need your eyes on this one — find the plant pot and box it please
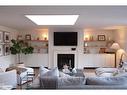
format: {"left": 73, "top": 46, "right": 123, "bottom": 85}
{"left": 16, "top": 62, "right": 25, "bottom": 67}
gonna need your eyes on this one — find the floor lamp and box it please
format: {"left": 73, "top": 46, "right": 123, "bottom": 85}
{"left": 110, "top": 43, "right": 120, "bottom": 67}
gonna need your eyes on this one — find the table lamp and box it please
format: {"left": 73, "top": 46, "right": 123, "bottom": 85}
{"left": 110, "top": 42, "right": 120, "bottom": 67}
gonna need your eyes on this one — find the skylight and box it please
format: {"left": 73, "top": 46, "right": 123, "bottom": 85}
{"left": 25, "top": 15, "right": 79, "bottom": 25}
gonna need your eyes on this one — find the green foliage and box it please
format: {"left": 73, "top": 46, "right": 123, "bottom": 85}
{"left": 10, "top": 39, "right": 34, "bottom": 55}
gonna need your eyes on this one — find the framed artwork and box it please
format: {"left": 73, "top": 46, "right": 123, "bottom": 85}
{"left": 25, "top": 34, "right": 31, "bottom": 40}
{"left": 17, "top": 35, "right": 23, "bottom": 40}
{"left": 4, "top": 44, "right": 10, "bottom": 56}
{"left": 4, "top": 32, "right": 10, "bottom": 43}
{"left": 98, "top": 35, "right": 106, "bottom": 41}
{"left": 0, "top": 31, "right": 3, "bottom": 43}
{"left": 0, "top": 45, "right": 3, "bottom": 56}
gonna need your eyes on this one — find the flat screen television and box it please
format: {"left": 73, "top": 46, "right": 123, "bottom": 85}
{"left": 54, "top": 32, "right": 78, "bottom": 46}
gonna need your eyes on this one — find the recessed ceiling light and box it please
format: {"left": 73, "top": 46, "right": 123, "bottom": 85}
{"left": 25, "top": 15, "right": 79, "bottom": 25}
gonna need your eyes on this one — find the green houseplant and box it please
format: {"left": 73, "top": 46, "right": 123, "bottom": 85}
{"left": 10, "top": 39, "right": 34, "bottom": 64}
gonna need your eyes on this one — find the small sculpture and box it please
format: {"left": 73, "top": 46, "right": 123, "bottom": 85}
{"left": 62, "top": 64, "right": 70, "bottom": 73}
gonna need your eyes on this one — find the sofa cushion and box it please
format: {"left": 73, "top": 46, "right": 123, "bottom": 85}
{"left": 40, "top": 67, "right": 59, "bottom": 89}
{"left": 95, "top": 68, "right": 118, "bottom": 76}
{"left": 58, "top": 72, "right": 85, "bottom": 87}
{"left": 115, "top": 72, "right": 127, "bottom": 77}
{"left": 86, "top": 76, "right": 127, "bottom": 85}
{"left": 59, "top": 71, "right": 71, "bottom": 78}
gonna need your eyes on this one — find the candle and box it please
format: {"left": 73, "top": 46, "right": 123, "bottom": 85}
{"left": 69, "top": 59, "right": 71, "bottom": 68}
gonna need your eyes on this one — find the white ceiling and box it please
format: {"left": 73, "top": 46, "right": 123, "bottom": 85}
{"left": 0, "top": 6, "right": 127, "bottom": 30}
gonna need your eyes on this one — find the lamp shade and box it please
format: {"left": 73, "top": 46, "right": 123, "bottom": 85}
{"left": 110, "top": 43, "right": 120, "bottom": 50}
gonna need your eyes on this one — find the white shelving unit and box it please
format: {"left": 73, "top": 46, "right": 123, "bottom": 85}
{"left": 26, "top": 40, "right": 48, "bottom": 54}
{"left": 84, "top": 40, "right": 113, "bottom": 54}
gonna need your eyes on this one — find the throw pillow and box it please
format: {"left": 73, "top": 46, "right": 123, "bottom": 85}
{"left": 40, "top": 67, "right": 59, "bottom": 89}
{"left": 43, "top": 67, "right": 59, "bottom": 77}
{"left": 59, "top": 71, "right": 71, "bottom": 78}
{"left": 39, "top": 66, "right": 49, "bottom": 76}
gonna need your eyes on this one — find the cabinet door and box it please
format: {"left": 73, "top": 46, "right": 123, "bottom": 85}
{"left": 105, "top": 54, "right": 115, "bottom": 67}
{"left": 78, "top": 54, "right": 115, "bottom": 68}
{"left": 25, "top": 54, "right": 49, "bottom": 67}
{"left": 97, "top": 54, "right": 106, "bottom": 67}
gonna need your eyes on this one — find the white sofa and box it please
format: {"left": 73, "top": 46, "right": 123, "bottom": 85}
{"left": 30, "top": 66, "right": 127, "bottom": 89}
{"left": 0, "top": 70, "right": 17, "bottom": 89}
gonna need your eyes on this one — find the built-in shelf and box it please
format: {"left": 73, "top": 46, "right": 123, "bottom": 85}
{"left": 84, "top": 40, "right": 114, "bottom": 54}
{"left": 34, "top": 46, "right": 48, "bottom": 49}
{"left": 26, "top": 40, "right": 48, "bottom": 42}
{"left": 84, "top": 46, "right": 107, "bottom": 48}
{"left": 25, "top": 40, "right": 48, "bottom": 54}
{"left": 84, "top": 40, "right": 109, "bottom": 42}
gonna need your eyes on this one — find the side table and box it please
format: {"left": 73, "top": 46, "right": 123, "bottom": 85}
{"left": 26, "top": 72, "right": 35, "bottom": 88}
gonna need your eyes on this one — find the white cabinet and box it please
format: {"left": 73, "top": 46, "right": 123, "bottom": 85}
{"left": 24, "top": 54, "right": 49, "bottom": 67}
{"left": 78, "top": 54, "right": 115, "bottom": 69}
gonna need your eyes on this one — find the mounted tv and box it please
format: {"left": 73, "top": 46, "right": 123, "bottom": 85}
{"left": 54, "top": 32, "right": 78, "bottom": 46}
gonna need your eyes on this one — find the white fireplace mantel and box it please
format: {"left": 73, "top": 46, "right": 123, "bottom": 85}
{"left": 54, "top": 50, "right": 77, "bottom": 68}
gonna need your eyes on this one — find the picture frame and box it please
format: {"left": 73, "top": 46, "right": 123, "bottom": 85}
{"left": 4, "top": 32, "right": 10, "bottom": 43}
{"left": 4, "top": 44, "right": 10, "bottom": 56}
{"left": 0, "top": 45, "right": 3, "bottom": 56}
{"left": 98, "top": 35, "right": 106, "bottom": 41}
{"left": 25, "top": 34, "right": 31, "bottom": 40}
{"left": 17, "top": 35, "right": 23, "bottom": 40}
{"left": 0, "top": 31, "right": 3, "bottom": 43}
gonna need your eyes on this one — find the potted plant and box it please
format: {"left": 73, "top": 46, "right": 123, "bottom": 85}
{"left": 10, "top": 39, "right": 34, "bottom": 66}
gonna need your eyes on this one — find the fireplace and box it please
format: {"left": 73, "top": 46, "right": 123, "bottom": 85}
{"left": 57, "top": 54, "right": 74, "bottom": 70}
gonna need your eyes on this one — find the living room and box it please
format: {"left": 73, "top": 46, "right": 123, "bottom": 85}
{"left": 1, "top": 6, "right": 127, "bottom": 90}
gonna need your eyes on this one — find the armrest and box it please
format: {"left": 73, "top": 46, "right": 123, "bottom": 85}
{"left": 0, "top": 70, "right": 17, "bottom": 88}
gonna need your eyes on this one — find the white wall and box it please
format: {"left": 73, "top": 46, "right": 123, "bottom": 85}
{"left": 0, "top": 25, "right": 18, "bottom": 68}
{"left": 114, "top": 26, "right": 127, "bottom": 50}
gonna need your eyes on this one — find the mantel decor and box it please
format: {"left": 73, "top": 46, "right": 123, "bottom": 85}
{"left": 4, "top": 32, "right": 10, "bottom": 43}
{"left": 98, "top": 35, "right": 106, "bottom": 41}
{"left": 25, "top": 34, "right": 31, "bottom": 40}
